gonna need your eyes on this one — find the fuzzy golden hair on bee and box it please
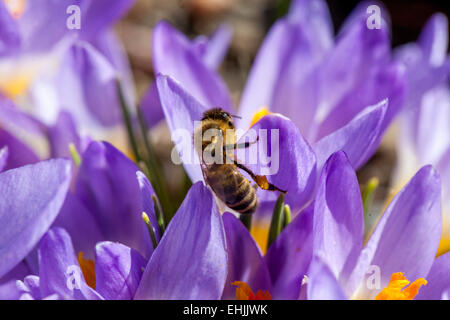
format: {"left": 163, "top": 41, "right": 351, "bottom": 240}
{"left": 194, "top": 108, "right": 286, "bottom": 215}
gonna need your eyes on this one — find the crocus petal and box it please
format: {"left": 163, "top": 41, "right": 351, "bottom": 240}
{"left": 0, "top": 1, "right": 20, "bottom": 56}
{"left": 136, "top": 171, "right": 160, "bottom": 243}
{"left": 17, "top": 0, "right": 133, "bottom": 53}
{"left": 265, "top": 205, "right": 314, "bottom": 299}
{"left": 0, "top": 261, "right": 31, "bottom": 286}
{"left": 238, "top": 18, "right": 324, "bottom": 131}
{"left": 53, "top": 193, "right": 104, "bottom": 260}
{"left": 73, "top": 141, "right": 152, "bottom": 258}
{"left": 306, "top": 18, "right": 389, "bottom": 138}
{"left": 38, "top": 227, "right": 102, "bottom": 300}
{"left": 317, "top": 61, "right": 406, "bottom": 139}
{"left": 418, "top": 13, "right": 448, "bottom": 67}
{"left": 135, "top": 182, "right": 227, "bottom": 300}
{"left": 0, "top": 97, "right": 47, "bottom": 135}
{"left": 91, "top": 29, "right": 136, "bottom": 111}
{"left": 156, "top": 74, "right": 206, "bottom": 183}
{"left": 351, "top": 166, "right": 441, "bottom": 299}
{"left": 306, "top": 256, "right": 347, "bottom": 300}
{"left": 142, "top": 24, "right": 231, "bottom": 129}
{"left": 94, "top": 241, "right": 146, "bottom": 300}
{"left": 243, "top": 114, "right": 316, "bottom": 214}
{"left": 17, "top": 0, "right": 79, "bottom": 52}
{"left": 288, "top": 0, "right": 333, "bottom": 50}
{"left": 0, "top": 159, "right": 71, "bottom": 278}
{"left": 71, "top": 41, "right": 121, "bottom": 126}
{"left": 409, "top": 86, "right": 450, "bottom": 165}
{"left": 221, "top": 212, "right": 271, "bottom": 300}
{"left": 0, "top": 275, "right": 41, "bottom": 300}
{"left": 193, "top": 23, "right": 232, "bottom": 70}
{"left": 140, "top": 82, "right": 164, "bottom": 128}
{"left": 313, "top": 99, "right": 387, "bottom": 171}
{"left": 152, "top": 21, "right": 233, "bottom": 111}
{"left": 48, "top": 111, "right": 82, "bottom": 159}
{"left": 81, "top": 0, "right": 136, "bottom": 40}
{"left": 0, "top": 128, "right": 39, "bottom": 171}
{"left": 416, "top": 252, "right": 450, "bottom": 300}
{"left": 0, "top": 146, "right": 8, "bottom": 172}
{"left": 313, "top": 151, "right": 363, "bottom": 296}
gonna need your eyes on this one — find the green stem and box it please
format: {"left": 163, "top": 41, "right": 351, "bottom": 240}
{"left": 136, "top": 105, "right": 174, "bottom": 221}
{"left": 152, "top": 194, "right": 166, "bottom": 235}
{"left": 117, "top": 80, "right": 141, "bottom": 164}
{"left": 240, "top": 214, "right": 252, "bottom": 231}
{"left": 142, "top": 212, "right": 158, "bottom": 250}
{"left": 267, "top": 193, "right": 286, "bottom": 250}
{"left": 116, "top": 79, "right": 174, "bottom": 222}
{"left": 282, "top": 204, "right": 292, "bottom": 229}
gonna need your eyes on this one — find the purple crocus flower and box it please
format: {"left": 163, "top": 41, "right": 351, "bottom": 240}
{"left": 392, "top": 13, "right": 450, "bottom": 256}
{"left": 302, "top": 151, "right": 446, "bottom": 299}
{"left": 0, "top": 0, "right": 136, "bottom": 139}
{"left": 135, "top": 182, "right": 228, "bottom": 300}
{"left": 0, "top": 159, "right": 72, "bottom": 284}
{"left": 0, "top": 96, "right": 90, "bottom": 172}
{"left": 150, "top": 0, "right": 404, "bottom": 175}
{"left": 1, "top": 227, "right": 146, "bottom": 300}
{"left": 54, "top": 140, "right": 156, "bottom": 260}
{"left": 141, "top": 21, "right": 233, "bottom": 128}
{"left": 2, "top": 181, "right": 228, "bottom": 300}
{"left": 149, "top": 0, "right": 405, "bottom": 235}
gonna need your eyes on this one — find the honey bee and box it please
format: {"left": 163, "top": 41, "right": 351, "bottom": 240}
{"left": 194, "top": 108, "right": 286, "bottom": 214}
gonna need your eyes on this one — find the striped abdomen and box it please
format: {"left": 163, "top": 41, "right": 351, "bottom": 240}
{"left": 204, "top": 164, "right": 257, "bottom": 214}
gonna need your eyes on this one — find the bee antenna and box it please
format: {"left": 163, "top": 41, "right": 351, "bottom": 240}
{"left": 231, "top": 114, "right": 242, "bottom": 119}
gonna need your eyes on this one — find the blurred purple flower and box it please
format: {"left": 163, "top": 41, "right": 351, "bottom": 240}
{"left": 141, "top": 21, "right": 233, "bottom": 128}
{"left": 150, "top": 0, "right": 405, "bottom": 177}
{"left": 393, "top": 13, "right": 450, "bottom": 256}
{"left": 135, "top": 182, "right": 228, "bottom": 300}
{"left": 0, "top": 0, "right": 136, "bottom": 136}
{"left": 1, "top": 227, "right": 146, "bottom": 300}
{"left": 0, "top": 159, "right": 72, "bottom": 282}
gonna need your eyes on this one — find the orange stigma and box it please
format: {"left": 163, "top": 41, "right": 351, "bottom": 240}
{"left": 77, "top": 252, "right": 96, "bottom": 289}
{"left": 375, "top": 272, "right": 427, "bottom": 300}
{"left": 232, "top": 281, "right": 272, "bottom": 300}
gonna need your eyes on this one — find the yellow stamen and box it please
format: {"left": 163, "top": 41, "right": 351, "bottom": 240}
{"left": 77, "top": 252, "right": 96, "bottom": 289}
{"left": 250, "top": 219, "right": 270, "bottom": 255}
{"left": 232, "top": 281, "right": 272, "bottom": 300}
{"left": 437, "top": 238, "right": 450, "bottom": 257}
{"left": 250, "top": 107, "right": 272, "bottom": 127}
{"left": 0, "top": 73, "right": 32, "bottom": 99}
{"left": 3, "top": 0, "right": 26, "bottom": 20}
{"left": 375, "top": 272, "right": 427, "bottom": 300}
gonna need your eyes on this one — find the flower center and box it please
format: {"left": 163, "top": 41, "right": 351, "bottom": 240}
{"left": 232, "top": 281, "right": 272, "bottom": 300}
{"left": 250, "top": 219, "right": 270, "bottom": 255}
{"left": 77, "top": 252, "right": 96, "bottom": 289}
{"left": 3, "top": 0, "right": 26, "bottom": 19}
{"left": 375, "top": 272, "right": 427, "bottom": 300}
{"left": 0, "top": 73, "right": 32, "bottom": 99}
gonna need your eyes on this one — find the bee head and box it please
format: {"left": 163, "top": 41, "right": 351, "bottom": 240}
{"left": 202, "top": 108, "right": 235, "bottom": 128}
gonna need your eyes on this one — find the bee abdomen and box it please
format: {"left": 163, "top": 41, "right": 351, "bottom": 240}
{"left": 206, "top": 164, "right": 258, "bottom": 214}
{"left": 226, "top": 184, "right": 258, "bottom": 214}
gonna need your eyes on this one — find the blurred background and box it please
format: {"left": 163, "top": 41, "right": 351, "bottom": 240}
{"left": 114, "top": 0, "right": 450, "bottom": 207}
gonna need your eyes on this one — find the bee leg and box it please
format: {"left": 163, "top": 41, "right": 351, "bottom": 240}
{"left": 233, "top": 160, "right": 287, "bottom": 193}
